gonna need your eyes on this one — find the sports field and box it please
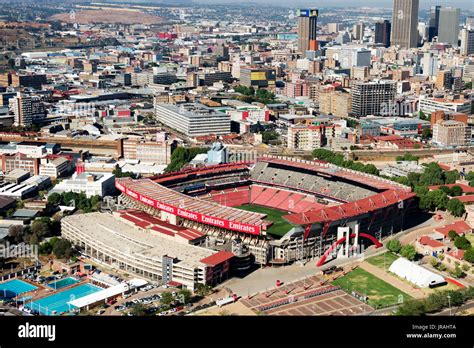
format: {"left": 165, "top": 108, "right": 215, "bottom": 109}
{"left": 235, "top": 204, "right": 294, "bottom": 237}
{"left": 366, "top": 252, "right": 399, "bottom": 271}
{"left": 332, "top": 267, "right": 412, "bottom": 308}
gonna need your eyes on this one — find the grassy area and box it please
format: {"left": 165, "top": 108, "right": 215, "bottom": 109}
{"left": 465, "top": 234, "right": 474, "bottom": 245}
{"left": 366, "top": 252, "right": 399, "bottom": 271}
{"left": 332, "top": 267, "right": 412, "bottom": 308}
{"left": 235, "top": 204, "right": 294, "bottom": 238}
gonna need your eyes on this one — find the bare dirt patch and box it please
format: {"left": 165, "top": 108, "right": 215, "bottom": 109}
{"left": 49, "top": 9, "right": 165, "bottom": 25}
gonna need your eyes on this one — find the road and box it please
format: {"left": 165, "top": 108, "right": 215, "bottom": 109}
{"left": 220, "top": 244, "right": 386, "bottom": 297}
{"left": 433, "top": 300, "right": 474, "bottom": 316}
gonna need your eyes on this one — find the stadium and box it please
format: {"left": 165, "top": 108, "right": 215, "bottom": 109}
{"left": 116, "top": 156, "right": 418, "bottom": 267}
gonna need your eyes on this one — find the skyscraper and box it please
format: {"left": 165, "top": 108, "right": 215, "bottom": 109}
{"left": 375, "top": 20, "right": 391, "bottom": 47}
{"left": 297, "top": 8, "right": 319, "bottom": 54}
{"left": 461, "top": 28, "right": 474, "bottom": 56}
{"left": 352, "top": 22, "right": 365, "bottom": 41}
{"left": 428, "top": 5, "right": 441, "bottom": 42}
{"left": 391, "top": 0, "right": 419, "bottom": 49}
{"left": 438, "top": 7, "right": 460, "bottom": 47}
{"left": 9, "top": 93, "right": 46, "bottom": 127}
{"left": 351, "top": 80, "right": 397, "bottom": 117}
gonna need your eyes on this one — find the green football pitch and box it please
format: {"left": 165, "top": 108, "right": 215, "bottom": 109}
{"left": 235, "top": 204, "right": 294, "bottom": 237}
{"left": 332, "top": 267, "right": 412, "bottom": 308}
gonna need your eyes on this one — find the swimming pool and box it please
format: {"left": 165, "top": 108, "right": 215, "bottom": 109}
{"left": 47, "top": 277, "right": 79, "bottom": 290}
{"left": 0, "top": 279, "right": 37, "bottom": 299}
{"left": 25, "top": 283, "right": 102, "bottom": 315}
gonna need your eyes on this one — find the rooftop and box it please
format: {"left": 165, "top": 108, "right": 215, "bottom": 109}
{"left": 63, "top": 212, "right": 216, "bottom": 269}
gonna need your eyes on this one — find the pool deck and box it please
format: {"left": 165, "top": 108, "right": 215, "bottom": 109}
{"left": 26, "top": 283, "right": 103, "bottom": 315}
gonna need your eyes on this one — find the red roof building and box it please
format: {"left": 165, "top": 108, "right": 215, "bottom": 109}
{"left": 434, "top": 220, "right": 472, "bottom": 238}
{"left": 199, "top": 251, "right": 235, "bottom": 267}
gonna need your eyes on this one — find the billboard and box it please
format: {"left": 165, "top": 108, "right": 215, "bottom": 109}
{"left": 297, "top": 9, "right": 319, "bottom": 17}
{"left": 116, "top": 181, "right": 262, "bottom": 236}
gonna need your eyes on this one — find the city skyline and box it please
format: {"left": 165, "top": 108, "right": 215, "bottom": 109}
{"left": 194, "top": 0, "right": 473, "bottom": 9}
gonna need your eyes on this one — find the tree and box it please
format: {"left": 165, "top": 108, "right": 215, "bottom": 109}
{"left": 400, "top": 244, "right": 417, "bottom": 261}
{"left": 261, "top": 130, "right": 279, "bottom": 144}
{"left": 160, "top": 292, "right": 174, "bottom": 306}
{"left": 164, "top": 147, "right": 207, "bottom": 173}
{"left": 8, "top": 225, "right": 24, "bottom": 244}
{"left": 39, "top": 241, "right": 53, "bottom": 255}
{"left": 454, "top": 236, "right": 471, "bottom": 250}
{"left": 130, "top": 303, "right": 147, "bottom": 316}
{"left": 449, "top": 186, "right": 463, "bottom": 197}
{"left": 30, "top": 220, "right": 50, "bottom": 239}
{"left": 444, "top": 171, "right": 460, "bottom": 185}
{"left": 112, "top": 167, "right": 136, "bottom": 179}
{"left": 447, "top": 199, "right": 465, "bottom": 217}
{"left": 419, "top": 190, "right": 449, "bottom": 211}
{"left": 177, "top": 289, "right": 192, "bottom": 304}
{"left": 421, "top": 128, "right": 432, "bottom": 140}
{"left": 47, "top": 192, "right": 62, "bottom": 206}
{"left": 195, "top": 284, "right": 212, "bottom": 297}
{"left": 386, "top": 239, "right": 402, "bottom": 254}
{"left": 52, "top": 239, "right": 73, "bottom": 259}
{"left": 396, "top": 300, "right": 427, "bottom": 316}
{"left": 464, "top": 249, "right": 474, "bottom": 263}
{"left": 396, "top": 154, "right": 419, "bottom": 162}
{"left": 450, "top": 266, "right": 465, "bottom": 278}
{"left": 448, "top": 230, "right": 458, "bottom": 241}
{"left": 419, "top": 163, "right": 444, "bottom": 186}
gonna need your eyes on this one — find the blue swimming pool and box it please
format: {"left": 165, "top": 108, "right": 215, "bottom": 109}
{"left": 25, "top": 283, "right": 101, "bottom": 315}
{"left": 47, "top": 277, "right": 79, "bottom": 290}
{"left": 0, "top": 279, "right": 37, "bottom": 299}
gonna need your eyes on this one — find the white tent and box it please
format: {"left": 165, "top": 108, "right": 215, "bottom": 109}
{"left": 389, "top": 258, "right": 445, "bottom": 288}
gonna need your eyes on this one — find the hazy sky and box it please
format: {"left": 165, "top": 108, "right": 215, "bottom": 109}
{"left": 194, "top": 0, "right": 474, "bottom": 9}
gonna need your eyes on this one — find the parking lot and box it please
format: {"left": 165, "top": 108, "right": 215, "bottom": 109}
{"left": 101, "top": 285, "right": 187, "bottom": 316}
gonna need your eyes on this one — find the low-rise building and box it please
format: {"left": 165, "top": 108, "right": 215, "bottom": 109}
{"left": 433, "top": 120, "right": 470, "bottom": 147}
{"left": 39, "top": 157, "right": 73, "bottom": 179}
{"left": 49, "top": 172, "right": 115, "bottom": 198}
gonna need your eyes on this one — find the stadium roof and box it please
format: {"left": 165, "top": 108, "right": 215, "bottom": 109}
{"left": 283, "top": 189, "right": 416, "bottom": 225}
{"left": 153, "top": 162, "right": 250, "bottom": 184}
{"left": 116, "top": 177, "right": 267, "bottom": 235}
{"left": 258, "top": 157, "right": 410, "bottom": 191}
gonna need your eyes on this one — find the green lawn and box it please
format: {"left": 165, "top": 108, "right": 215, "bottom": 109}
{"left": 465, "top": 234, "right": 474, "bottom": 245}
{"left": 332, "top": 267, "right": 412, "bottom": 308}
{"left": 235, "top": 204, "right": 294, "bottom": 238}
{"left": 366, "top": 252, "right": 399, "bottom": 271}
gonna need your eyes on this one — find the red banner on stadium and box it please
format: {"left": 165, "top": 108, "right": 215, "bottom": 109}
{"left": 116, "top": 181, "right": 261, "bottom": 236}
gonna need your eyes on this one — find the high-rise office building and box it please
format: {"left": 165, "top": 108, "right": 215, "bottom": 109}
{"left": 375, "top": 20, "right": 391, "bottom": 47}
{"left": 391, "top": 0, "right": 419, "bottom": 49}
{"left": 327, "top": 23, "right": 341, "bottom": 34}
{"left": 438, "top": 7, "right": 460, "bottom": 46}
{"left": 428, "top": 5, "right": 441, "bottom": 41}
{"left": 351, "top": 80, "right": 397, "bottom": 117}
{"left": 352, "top": 22, "right": 365, "bottom": 41}
{"left": 435, "top": 70, "right": 453, "bottom": 90}
{"left": 461, "top": 29, "right": 474, "bottom": 56}
{"left": 297, "top": 8, "right": 319, "bottom": 54}
{"left": 467, "top": 17, "right": 474, "bottom": 30}
{"left": 9, "top": 93, "right": 46, "bottom": 127}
